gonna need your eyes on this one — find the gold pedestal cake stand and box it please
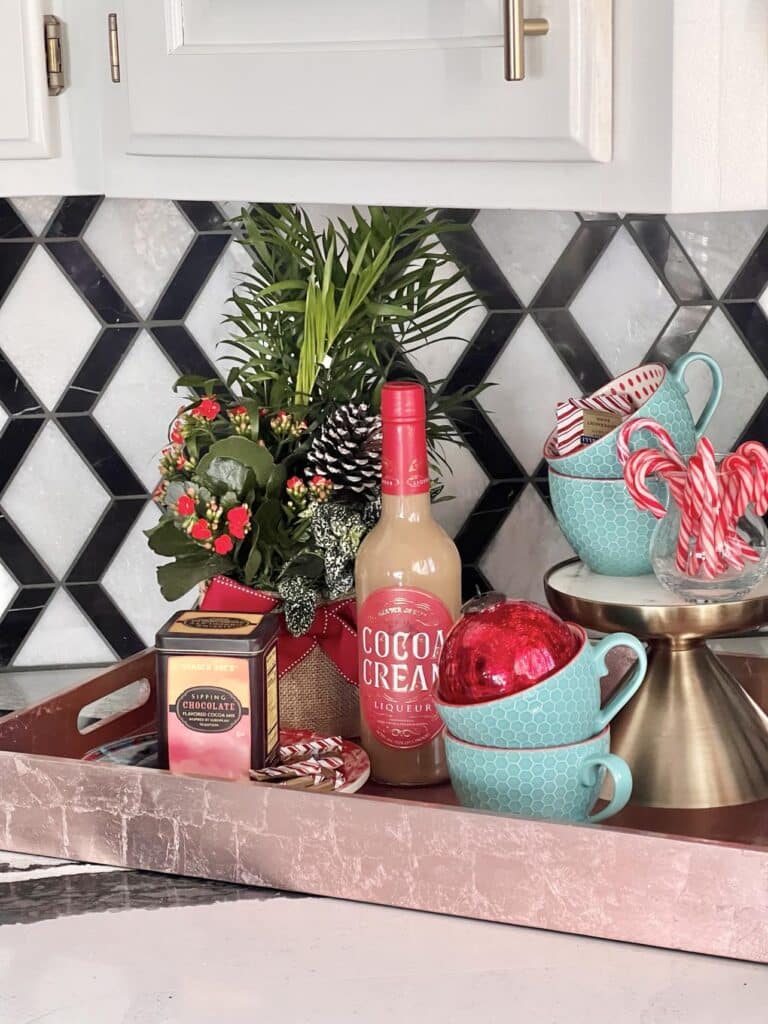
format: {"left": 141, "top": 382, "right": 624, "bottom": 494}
{"left": 544, "top": 559, "right": 768, "bottom": 809}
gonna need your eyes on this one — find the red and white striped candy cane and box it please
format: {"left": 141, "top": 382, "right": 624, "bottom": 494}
{"left": 616, "top": 417, "right": 687, "bottom": 469}
{"left": 690, "top": 437, "right": 720, "bottom": 578}
{"left": 623, "top": 450, "right": 683, "bottom": 519}
{"left": 737, "top": 441, "right": 768, "bottom": 515}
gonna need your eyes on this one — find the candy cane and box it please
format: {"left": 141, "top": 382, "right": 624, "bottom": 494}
{"left": 737, "top": 441, "right": 768, "bottom": 515}
{"left": 623, "top": 450, "right": 683, "bottom": 518}
{"left": 617, "top": 417, "right": 687, "bottom": 469}
{"left": 691, "top": 437, "right": 720, "bottom": 578}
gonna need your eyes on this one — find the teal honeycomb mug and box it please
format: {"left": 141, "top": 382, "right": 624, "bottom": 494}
{"left": 435, "top": 625, "right": 647, "bottom": 748}
{"left": 445, "top": 726, "right": 632, "bottom": 823}
{"left": 548, "top": 469, "right": 664, "bottom": 575}
{"left": 543, "top": 353, "right": 723, "bottom": 479}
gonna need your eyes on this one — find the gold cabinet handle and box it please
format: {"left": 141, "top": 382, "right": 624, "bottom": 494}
{"left": 503, "top": 0, "right": 549, "bottom": 81}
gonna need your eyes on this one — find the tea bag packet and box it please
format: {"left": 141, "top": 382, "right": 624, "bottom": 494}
{"left": 556, "top": 393, "right": 634, "bottom": 455}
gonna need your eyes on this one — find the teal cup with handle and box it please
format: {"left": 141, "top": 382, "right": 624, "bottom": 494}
{"left": 445, "top": 726, "right": 632, "bottom": 823}
{"left": 435, "top": 625, "right": 647, "bottom": 748}
{"left": 548, "top": 469, "right": 664, "bottom": 575}
{"left": 543, "top": 353, "right": 723, "bottom": 479}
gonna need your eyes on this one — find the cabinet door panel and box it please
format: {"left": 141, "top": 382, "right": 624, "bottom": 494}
{"left": 115, "top": 0, "right": 611, "bottom": 162}
{"left": 0, "top": 0, "right": 56, "bottom": 159}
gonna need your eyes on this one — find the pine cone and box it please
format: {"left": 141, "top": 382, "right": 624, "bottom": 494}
{"left": 306, "top": 402, "right": 381, "bottom": 496}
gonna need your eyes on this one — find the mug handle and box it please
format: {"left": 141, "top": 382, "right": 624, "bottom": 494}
{"left": 668, "top": 352, "right": 723, "bottom": 439}
{"left": 592, "top": 633, "right": 647, "bottom": 733}
{"left": 580, "top": 753, "right": 633, "bottom": 823}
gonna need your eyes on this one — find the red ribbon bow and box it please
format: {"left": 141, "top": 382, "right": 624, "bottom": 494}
{"left": 200, "top": 576, "right": 358, "bottom": 685}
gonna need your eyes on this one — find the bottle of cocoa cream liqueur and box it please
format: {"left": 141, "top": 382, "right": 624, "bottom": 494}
{"left": 355, "top": 382, "right": 461, "bottom": 785}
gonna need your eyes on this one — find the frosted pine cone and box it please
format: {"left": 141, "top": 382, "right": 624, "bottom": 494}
{"left": 306, "top": 402, "right": 381, "bottom": 496}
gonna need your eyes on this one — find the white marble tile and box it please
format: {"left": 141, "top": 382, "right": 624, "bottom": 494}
{"left": 683, "top": 309, "right": 768, "bottom": 451}
{"left": 0, "top": 246, "right": 100, "bottom": 410}
{"left": 13, "top": 589, "right": 114, "bottom": 666}
{"left": 9, "top": 196, "right": 60, "bottom": 236}
{"left": 83, "top": 199, "right": 194, "bottom": 318}
{"left": 570, "top": 227, "right": 676, "bottom": 376}
{"left": 0, "top": 558, "right": 18, "bottom": 618}
{"left": 474, "top": 209, "right": 579, "bottom": 304}
{"left": 432, "top": 442, "right": 488, "bottom": 537}
{"left": 480, "top": 485, "right": 574, "bottom": 603}
{"left": 93, "top": 331, "right": 180, "bottom": 491}
{"left": 101, "top": 501, "right": 191, "bottom": 646}
{"left": 1, "top": 422, "right": 109, "bottom": 578}
{"left": 184, "top": 237, "right": 254, "bottom": 373}
{"left": 669, "top": 211, "right": 768, "bottom": 297}
{"left": 478, "top": 316, "right": 580, "bottom": 473}
{"left": 216, "top": 200, "right": 252, "bottom": 221}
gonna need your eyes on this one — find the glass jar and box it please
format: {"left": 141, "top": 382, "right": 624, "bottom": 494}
{"left": 650, "top": 462, "right": 768, "bottom": 603}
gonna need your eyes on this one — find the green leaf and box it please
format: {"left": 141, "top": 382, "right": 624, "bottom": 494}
{"left": 196, "top": 436, "right": 275, "bottom": 488}
{"left": 200, "top": 457, "right": 254, "bottom": 497}
{"left": 157, "top": 554, "right": 227, "bottom": 601}
{"left": 243, "top": 530, "right": 263, "bottom": 584}
{"left": 266, "top": 461, "right": 287, "bottom": 499}
{"left": 145, "top": 520, "right": 197, "bottom": 557}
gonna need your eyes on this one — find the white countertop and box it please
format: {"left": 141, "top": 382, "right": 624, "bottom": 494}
{"left": 0, "top": 852, "right": 765, "bottom": 1024}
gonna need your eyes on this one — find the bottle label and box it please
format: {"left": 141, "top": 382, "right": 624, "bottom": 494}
{"left": 359, "top": 587, "right": 452, "bottom": 749}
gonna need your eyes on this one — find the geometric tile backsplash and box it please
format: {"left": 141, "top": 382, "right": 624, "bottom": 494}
{"left": 1, "top": 197, "right": 768, "bottom": 669}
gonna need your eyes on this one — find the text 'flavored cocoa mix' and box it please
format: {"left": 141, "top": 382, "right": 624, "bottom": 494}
{"left": 155, "top": 610, "right": 280, "bottom": 781}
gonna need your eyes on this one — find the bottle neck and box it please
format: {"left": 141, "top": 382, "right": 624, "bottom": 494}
{"left": 381, "top": 417, "right": 430, "bottom": 507}
{"left": 380, "top": 491, "right": 432, "bottom": 521}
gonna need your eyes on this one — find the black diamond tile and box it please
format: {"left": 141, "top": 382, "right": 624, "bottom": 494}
{"left": 435, "top": 212, "right": 521, "bottom": 310}
{"left": 723, "top": 302, "right": 768, "bottom": 372}
{"left": 151, "top": 325, "right": 220, "bottom": 379}
{"left": 66, "top": 498, "right": 147, "bottom": 582}
{"left": 0, "top": 352, "right": 43, "bottom": 415}
{"left": 723, "top": 229, "right": 768, "bottom": 301}
{"left": 56, "top": 327, "right": 139, "bottom": 413}
{"left": 461, "top": 564, "right": 492, "bottom": 601}
{"left": 643, "top": 305, "right": 712, "bottom": 365}
{"left": 57, "top": 417, "right": 147, "bottom": 497}
{"left": 450, "top": 404, "right": 526, "bottom": 480}
{"left": 533, "top": 220, "right": 619, "bottom": 308}
{"left": 152, "top": 233, "right": 230, "bottom": 320}
{"left": 0, "top": 240, "right": 33, "bottom": 305}
{"left": 0, "top": 201, "right": 31, "bottom": 240}
{"left": 46, "top": 196, "right": 102, "bottom": 239}
{"left": 454, "top": 479, "right": 526, "bottom": 564}
{"left": 67, "top": 584, "right": 143, "bottom": 659}
{"left": 628, "top": 217, "right": 713, "bottom": 303}
{"left": 444, "top": 312, "right": 522, "bottom": 392}
{"left": 533, "top": 309, "right": 610, "bottom": 394}
{"left": 46, "top": 240, "right": 137, "bottom": 323}
{"left": 0, "top": 514, "right": 53, "bottom": 585}
{"left": 176, "top": 201, "right": 229, "bottom": 232}
{"left": 0, "top": 418, "right": 44, "bottom": 494}
{"left": 0, "top": 586, "right": 54, "bottom": 666}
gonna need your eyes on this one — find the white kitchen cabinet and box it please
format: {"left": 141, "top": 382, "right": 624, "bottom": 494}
{"left": 0, "top": 0, "right": 102, "bottom": 196}
{"left": 2, "top": 1, "right": 768, "bottom": 212}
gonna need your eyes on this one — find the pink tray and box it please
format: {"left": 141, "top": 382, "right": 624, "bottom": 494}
{"left": 0, "top": 650, "right": 765, "bottom": 963}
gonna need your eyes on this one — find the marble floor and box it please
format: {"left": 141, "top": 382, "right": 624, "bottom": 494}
{"left": 0, "top": 852, "right": 766, "bottom": 1024}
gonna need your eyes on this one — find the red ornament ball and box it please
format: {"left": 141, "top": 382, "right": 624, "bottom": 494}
{"left": 438, "top": 596, "right": 579, "bottom": 705}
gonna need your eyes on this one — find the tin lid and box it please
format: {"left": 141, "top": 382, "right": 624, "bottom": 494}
{"left": 155, "top": 610, "right": 279, "bottom": 655}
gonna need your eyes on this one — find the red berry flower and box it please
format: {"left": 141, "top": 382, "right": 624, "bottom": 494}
{"left": 190, "top": 518, "right": 212, "bottom": 542}
{"left": 226, "top": 505, "right": 251, "bottom": 539}
{"left": 191, "top": 397, "right": 221, "bottom": 421}
{"left": 176, "top": 494, "right": 195, "bottom": 516}
{"left": 231, "top": 405, "right": 247, "bottom": 417}
{"left": 213, "top": 534, "right": 234, "bottom": 555}
{"left": 286, "top": 476, "right": 303, "bottom": 490}
{"left": 170, "top": 420, "right": 184, "bottom": 445}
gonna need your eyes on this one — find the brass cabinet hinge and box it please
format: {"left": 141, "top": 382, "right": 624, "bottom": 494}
{"left": 108, "top": 13, "right": 121, "bottom": 83}
{"left": 43, "top": 15, "right": 65, "bottom": 95}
